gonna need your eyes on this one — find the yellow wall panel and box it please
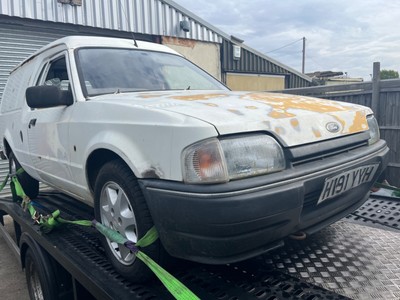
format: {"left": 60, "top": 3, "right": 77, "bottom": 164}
{"left": 227, "top": 73, "right": 285, "bottom": 91}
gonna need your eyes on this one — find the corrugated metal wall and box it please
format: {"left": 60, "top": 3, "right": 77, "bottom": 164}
{"left": 0, "top": 26, "right": 67, "bottom": 101}
{"left": 0, "top": 0, "right": 223, "bottom": 43}
{"left": 0, "top": 160, "right": 12, "bottom": 196}
{"left": 221, "top": 40, "right": 311, "bottom": 89}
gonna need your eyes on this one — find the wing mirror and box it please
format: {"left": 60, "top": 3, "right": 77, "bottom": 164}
{"left": 26, "top": 85, "right": 73, "bottom": 109}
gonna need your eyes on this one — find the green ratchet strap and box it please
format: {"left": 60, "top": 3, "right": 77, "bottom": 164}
{"left": 93, "top": 222, "right": 199, "bottom": 300}
{"left": 8, "top": 170, "right": 200, "bottom": 300}
{"left": 0, "top": 168, "right": 24, "bottom": 197}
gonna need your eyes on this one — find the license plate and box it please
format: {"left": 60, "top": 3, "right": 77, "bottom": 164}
{"left": 317, "top": 164, "right": 379, "bottom": 205}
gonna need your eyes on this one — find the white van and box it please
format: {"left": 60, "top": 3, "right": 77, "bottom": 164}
{"left": 0, "top": 36, "right": 389, "bottom": 281}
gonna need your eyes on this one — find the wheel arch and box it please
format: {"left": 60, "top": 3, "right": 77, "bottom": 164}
{"left": 2, "top": 124, "right": 19, "bottom": 159}
{"left": 85, "top": 141, "right": 164, "bottom": 195}
{"left": 19, "top": 232, "right": 42, "bottom": 269}
{"left": 86, "top": 149, "right": 136, "bottom": 195}
{"left": 3, "top": 138, "right": 11, "bottom": 158}
{"left": 19, "top": 232, "right": 57, "bottom": 275}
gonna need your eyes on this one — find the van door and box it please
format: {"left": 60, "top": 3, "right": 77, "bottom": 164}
{"left": 25, "top": 53, "right": 75, "bottom": 191}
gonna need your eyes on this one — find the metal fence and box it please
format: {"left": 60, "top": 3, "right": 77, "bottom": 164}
{"left": 280, "top": 69, "right": 400, "bottom": 187}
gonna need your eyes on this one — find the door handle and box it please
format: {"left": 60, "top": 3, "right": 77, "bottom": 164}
{"left": 28, "top": 118, "right": 37, "bottom": 129}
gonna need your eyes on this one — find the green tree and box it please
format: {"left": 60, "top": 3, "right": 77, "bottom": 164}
{"left": 380, "top": 69, "right": 399, "bottom": 80}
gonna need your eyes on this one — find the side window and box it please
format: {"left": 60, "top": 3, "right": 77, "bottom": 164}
{"left": 30, "top": 54, "right": 74, "bottom": 109}
{"left": 42, "top": 56, "right": 70, "bottom": 91}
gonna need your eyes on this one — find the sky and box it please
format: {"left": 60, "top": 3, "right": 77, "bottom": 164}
{"left": 174, "top": 0, "right": 400, "bottom": 80}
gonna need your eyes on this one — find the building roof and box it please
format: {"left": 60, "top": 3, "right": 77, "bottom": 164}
{"left": 164, "top": 0, "right": 311, "bottom": 82}
{"left": 0, "top": 0, "right": 223, "bottom": 42}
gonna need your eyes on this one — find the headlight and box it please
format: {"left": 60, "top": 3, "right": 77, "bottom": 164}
{"left": 367, "top": 115, "right": 380, "bottom": 145}
{"left": 182, "top": 138, "right": 228, "bottom": 184}
{"left": 182, "top": 134, "right": 285, "bottom": 184}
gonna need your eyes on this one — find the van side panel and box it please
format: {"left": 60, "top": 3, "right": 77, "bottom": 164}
{"left": 0, "top": 58, "right": 41, "bottom": 179}
{"left": 1, "top": 60, "right": 37, "bottom": 113}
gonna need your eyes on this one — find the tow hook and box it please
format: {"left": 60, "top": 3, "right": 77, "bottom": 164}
{"left": 289, "top": 231, "right": 307, "bottom": 240}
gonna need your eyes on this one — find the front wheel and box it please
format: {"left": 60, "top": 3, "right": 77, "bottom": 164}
{"left": 9, "top": 151, "right": 39, "bottom": 199}
{"left": 94, "top": 159, "right": 165, "bottom": 282}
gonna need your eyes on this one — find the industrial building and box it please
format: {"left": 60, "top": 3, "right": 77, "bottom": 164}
{"left": 0, "top": 0, "right": 311, "bottom": 104}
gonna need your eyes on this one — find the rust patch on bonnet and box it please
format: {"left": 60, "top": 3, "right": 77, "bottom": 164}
{"left": 171, "top": 93, "right": 229, "bottom": 101}
{"left": 269, "top": 110, "right": 296, "bottom": 119}
{"left": 243, "top": 93, "right": 351, "bottom": 119}
{"left": 139, "top": 93, "right": 169, "bottom": 99}
{"left": 290, "top": 118, "right": 300, "bottom": 129}
{"left": 203, "top": 103, "right": 219, "bottom": 107}
{"left": 349, "top": 111, "right": 368, "bottom": 133}
{"left": 274, "top": 126, "right": 286, "bottom": 135}
{"left": 312, "top": 128, "right": 322, "bottom": 138}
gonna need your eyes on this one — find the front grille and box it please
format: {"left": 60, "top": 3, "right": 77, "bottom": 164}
{"left": 288, "top": 132, "right": 369, "bottom": 167}
{"left": 292, "top": 142, "right": 367, "bottom": 166}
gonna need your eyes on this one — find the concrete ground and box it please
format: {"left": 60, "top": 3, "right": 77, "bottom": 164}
{"left": 0, "top": 215, "right": 30, "bottom": 300}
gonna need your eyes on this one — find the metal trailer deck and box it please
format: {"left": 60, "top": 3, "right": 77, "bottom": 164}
{"left": 1, "top": 191, "right": 400, "bottom": 300}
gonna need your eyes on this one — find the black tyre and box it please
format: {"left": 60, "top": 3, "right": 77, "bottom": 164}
{"left": 94, "top": 159, "right": 165, "bottom": 282}
{"left": 25, "top": 248, "right": 57, "bottom": 300}
{"left": 9, "top": 151, "right": 39, "bottom": 199}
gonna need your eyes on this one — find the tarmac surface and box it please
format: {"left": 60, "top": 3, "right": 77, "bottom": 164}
{"left": 0, "top": 215, "right": 29, "bottom": 300}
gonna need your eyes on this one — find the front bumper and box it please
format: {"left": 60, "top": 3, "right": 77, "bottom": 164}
{"left": 139, "top": 140, "right": 389, "bottom": 264}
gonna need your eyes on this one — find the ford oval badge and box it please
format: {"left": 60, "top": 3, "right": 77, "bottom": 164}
{"left": 326, "top": 122, "right": 340, "bottom": 133}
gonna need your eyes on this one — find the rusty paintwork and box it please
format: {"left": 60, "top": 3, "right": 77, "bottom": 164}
{"left": 110, "top": 90, "right": 372, "bottom": 147}
{"left": 172, "top": 93, "right": 230, "bottom": 101}
{"left": 290, "top": 118, "right": 300, "bottom": 130}
{"left": 162, "top": 36, "right": 197, "bottom": 48}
